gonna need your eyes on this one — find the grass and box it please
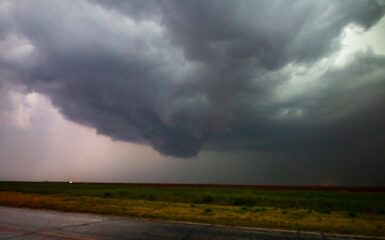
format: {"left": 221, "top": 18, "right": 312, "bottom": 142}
{"left": 0, "top": 182, "right": 384, "bottom": 237}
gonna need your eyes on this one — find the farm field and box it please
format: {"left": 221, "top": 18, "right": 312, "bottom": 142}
{"left": 0, "top": 182, "right": 384, "bottom": 237}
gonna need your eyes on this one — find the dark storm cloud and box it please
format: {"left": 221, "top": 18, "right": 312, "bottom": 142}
{"left": 208, "top": 50, "right": 385, "bottom": 154}
{"left": 0, "top": 0, "right": 385, "bottom": 158}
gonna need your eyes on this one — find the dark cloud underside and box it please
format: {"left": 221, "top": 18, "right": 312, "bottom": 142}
{"left": 0, "top": 0, "right": 384, "bottom": 162}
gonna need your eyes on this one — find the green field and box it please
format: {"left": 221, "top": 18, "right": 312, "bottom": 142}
{"left": 0, "top": 182, "right": 384, "bottom": 236}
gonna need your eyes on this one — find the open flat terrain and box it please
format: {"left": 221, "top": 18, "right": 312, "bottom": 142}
{"left": 1, "top": 206, "right": 384, "bottom": 240}
{"left": 0, "top": 182, "right": 384, "bottom": 237}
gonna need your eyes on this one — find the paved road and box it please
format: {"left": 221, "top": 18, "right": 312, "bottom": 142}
{"left": 0, "top": 206, "right": 383, "bottom": 240}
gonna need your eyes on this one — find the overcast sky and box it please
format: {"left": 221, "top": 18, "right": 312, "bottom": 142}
{"left": 1, "top": 0, "right": 385, "bottom": 185}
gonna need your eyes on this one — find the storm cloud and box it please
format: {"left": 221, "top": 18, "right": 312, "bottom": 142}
{"left": 1, "top": 0, "right": 385, "bottom": 162}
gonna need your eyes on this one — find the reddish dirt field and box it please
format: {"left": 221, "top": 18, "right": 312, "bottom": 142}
{"left": 82, "top": 182, "right": 385, "bottom": 192}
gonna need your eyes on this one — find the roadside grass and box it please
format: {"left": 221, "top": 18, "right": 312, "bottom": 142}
{"left": 0, "top": 182, "right": 384, "bottom": 237}
{"left": 1, "top": 182, "right": 384, "bottom": 214}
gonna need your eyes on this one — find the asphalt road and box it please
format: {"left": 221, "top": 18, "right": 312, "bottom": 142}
{"left": 0, "top": 206, "right": 382, "bottom": 240}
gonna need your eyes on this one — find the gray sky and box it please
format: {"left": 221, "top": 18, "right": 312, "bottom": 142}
{"left": 1, "top": 0, "right": 385, "bottom": 185}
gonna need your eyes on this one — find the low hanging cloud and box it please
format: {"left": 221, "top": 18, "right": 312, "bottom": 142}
{"left": 0, "top": 0, "right": 385, "bottom": 158}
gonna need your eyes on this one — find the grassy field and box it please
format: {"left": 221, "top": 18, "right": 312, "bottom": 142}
{"left": 0, "top": 182, "right": 384, "bottom": 237}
